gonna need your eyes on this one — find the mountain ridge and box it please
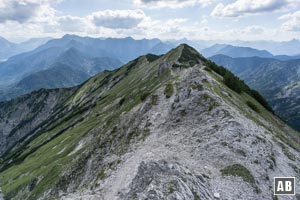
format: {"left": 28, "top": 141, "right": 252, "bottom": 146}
{"left": 0, "top": 44, "right": 299, "bottom": 200}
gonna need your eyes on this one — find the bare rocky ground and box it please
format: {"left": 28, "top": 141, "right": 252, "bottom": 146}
{"left": 1, "top": 45, "right": 299, "bottom": 200}
{"left": 60, "top": 66, "right": 300, "bottom": 200}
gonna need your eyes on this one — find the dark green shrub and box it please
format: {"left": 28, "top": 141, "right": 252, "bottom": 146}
{"left": 140, "top": 92, "right": 150, "bottom": 101}
{"left": 192, "top": 190, "right": 201, "bottom": 200}
{"left": 221, "top": 164, "right": 258, "bottom": 192}
{"left": 273, "top": 196, "right": 278, "bottom": 200}
{"left": 223, "top": 71, "right": 250, "bottom": 94}
{"left": 167, "top": 185, "right": 174, "bottom": 194}
{"left": 204, "top": 66, "right": 211, "bottom": 72}
{"left": 203, "top": 93, "right": 211, "bottom": 101}
{"left": 246, "top": 101, "right": 260, "bottom": 113}
{"left": 191, "top": 83, "right": 203, "bottom": 91}
{"left": 151, "top": 95, "right": 158, "bottom": 105}
{"left": 164, "top": 83, "right": 174, "bottom": 98}
{"left": 145, "top": 54, "right": 161, "bottom": 62}
{"left": 205, "top": 59, "right": 274, "bottom": 113}
{"left": 205, "top": 60, "right": 227, "bottom": 76}
{"left": 97, "top": 168, "right": 105, "bottom": 180}
{"left": 250, "top": 90, "right": 273, "bottom": 113}
{"left": 172, "top": 63, "right": 189, "bottom": 68}
{"left": 118, "top": 98, "right": 125, "bottom": 106}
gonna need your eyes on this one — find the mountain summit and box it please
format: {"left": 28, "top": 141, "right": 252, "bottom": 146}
{"left": 0, "top": 44, "right": 299, "bottom": 200}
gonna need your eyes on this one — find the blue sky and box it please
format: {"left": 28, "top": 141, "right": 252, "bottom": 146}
{"left": 0, "top": 0, "right": 299, "bottom": 42}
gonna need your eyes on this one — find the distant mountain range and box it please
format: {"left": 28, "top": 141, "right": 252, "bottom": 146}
{"left": 210, "top": 54, "right": 300, "bottom": 131}
{"left": 0, "top": 35, "right": 175, "bottom": 101}
{"left": 1, "top": 34, "right": 300, "bottom": 120}
{"left": 1, "top": 36, "right": 299, "bottom": 61}
{"left": 12, "top": 52, "right": 122, "bottom": 96}
{"left": 235, "top": 39, "right": 300, "bottom": 56}
{"left": 37, "top": 34, "right": 174, "bottom": 63}
{"left": 188, "top": 38, "right": 300, "bottom": 56}
{"left": 0, "top": 36, "right": 51, "bottom": 60}
{"left": 167, "top": 38, "right": 300, "bottom": 56}
{"left": 201, "top": 44, "right": 274, "bottom": 58}
{"left": 202, "top": 44, "right": 300, "bottom": 60}
{"left": 0, "top": 47, "right": 122, "bottom": 101}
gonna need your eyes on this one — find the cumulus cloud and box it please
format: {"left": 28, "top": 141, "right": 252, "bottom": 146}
{"left": 88, "top": 9, "right": 146, "bottom": 29}
{"left": 211, "top": 0, "right": 296, "bottom": 17}
{"left": 133, "top": 0, "right": 213, "bottom": 9}
{"left": 0, "top": 0, "right": 58, "bottom": 23}
{"left": 243, "top": 25, "right": 265, "bottom": 35}
{"left": 0, "top": 1, "right": 298, "bottom": 42}
{"left": 0, "top": 0, "right": 40, "bottom": 23}
{"left": 280, "top": 11, "right": 300, "bottom": 31}
{"left": 57, "top": 15, "right": 88, "bottom": 32}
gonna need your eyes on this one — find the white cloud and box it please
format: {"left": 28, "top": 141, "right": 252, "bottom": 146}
{"left": 0, "top": 1, "right": 298, "bottom": 42}
{"left": 41, "top": 9, "right": 151, "bottom": 39}
{"left": 133, "top": 0, "right": 213, "bottom": 9}
{"left": 158, "top": 24, "right": 277, "bottom": 41}
{"left": 280, "top": 11, "right": 300, "bottom": 31}
{"left": 88, "top": 9, "right": 146, "bottom": 29}
{"left": 37, "top": 9, "right": 149, "bottom": 38}
{"left": 56, "top": 15, "right": 88, "bottom": 32}
{"left": 0, "top": 0, "right": 39, "bottom": 23}
{"left": 242, "top": 25, "right": 265, "bottom": 35}
{"left": 135, "top": 17, "right": 189, "bottom": 39}
{"left": 211, "top": 0, "right": 298, "bottom": 17}
{"left": 0, "top": 0, "right": 59, "bottom": 23}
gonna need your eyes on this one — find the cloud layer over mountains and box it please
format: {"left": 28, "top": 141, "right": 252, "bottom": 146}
{"left": 0, "top": 0, "right": 299, "bottom": 42}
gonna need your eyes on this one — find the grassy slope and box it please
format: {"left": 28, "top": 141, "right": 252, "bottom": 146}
{"left": 0, "top": 44, "right": 298, "bottom": 199}
{"left": 0, "top": 47, "right": 183, "bottom": 199}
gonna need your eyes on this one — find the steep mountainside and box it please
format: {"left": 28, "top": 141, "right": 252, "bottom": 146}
{"left": 0, "top": 45, "right": 300, "bottom": 200}
{"left": 0, "top": 47, "right": 122, "bottom": 101}
{"left": 202, "top": 44, "right": 273, "bottom": 58}
{"left": 0, "top": 88, "right": 77, "bottom": 157}
{"left": 210, "top": 55, "right": 300, "bottom": 131}
{"left": 16, "top": 64, "right": 90, "bottom": 91}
